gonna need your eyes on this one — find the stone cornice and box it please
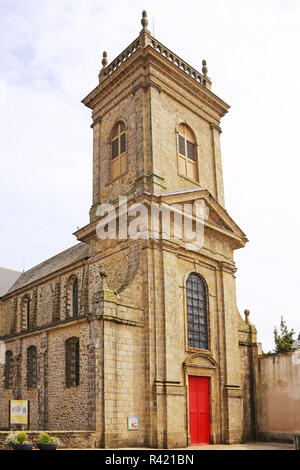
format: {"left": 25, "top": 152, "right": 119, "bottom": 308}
{"left": 210, "top": 122, "right": 222, "bottom": 133}
{"left": 0, "top": 314, "right": 94, "bottom": 342}
{"left": 74, "top": 189, "right": 247, "bottom": 250}
{"left": 131, "top": 77, "right": 162, "bottom": 95}
{"left": 102, "top": 314, "right": 144, "bottom": 328}
{"left": 82, "top": 46, "right": 229, "bottom": 120}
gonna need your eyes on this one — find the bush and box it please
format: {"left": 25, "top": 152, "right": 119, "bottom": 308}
{"left": 37, "top": 432, "right": 60, "bottom": 445}
{"left": 3, "top": 431, "right": 30, "bottom": 449}
{"left": 38, "top": 432, "right": 51, "bottom": 444}
{"left": 3, "top": 432, "right": 18, "bottom": 449}
{"left": 16, "top": 431, "right": 28, "bottom": 444}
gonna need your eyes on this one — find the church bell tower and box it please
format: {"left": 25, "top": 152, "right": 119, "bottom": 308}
{"left": 75, "top": 11, "right": 256, "bottom": 449}
{"left": 82, "top": 10, "right": 228, "bottom": 223}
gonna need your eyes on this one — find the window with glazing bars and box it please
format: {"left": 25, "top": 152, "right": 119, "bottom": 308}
{"left": 4, "top": 351, "right": 14, "bottom": 389}
{"left": 72, "top": 278, "right": 78, "bottom": 318}
{"left": 177, "top": 124, "right": 198, "bottom": 181}
{"left": 186, "top": 273, "right": 208, "bottom": 350}
{"left": 27, "top": 346, "right": 37, "bottom": 388}
{"left": 66, "top": 337, "right": 80, "bottom": 387}
{"left": 111, "top": 122, "right": 126, "bottom": 180}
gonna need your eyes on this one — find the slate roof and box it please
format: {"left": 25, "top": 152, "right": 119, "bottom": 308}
{"left": 4, "top": 243, "right": 90, "bottom": 296}
{"left": 0, "top": 268, "right": 22, "bottom": 297}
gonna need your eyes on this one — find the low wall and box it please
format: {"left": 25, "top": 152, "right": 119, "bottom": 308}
{"left": 0, "top": 430, "right": 97, "bottom": 449}
{"left": 256, "top": 351, "right": 300, "bottom": 443}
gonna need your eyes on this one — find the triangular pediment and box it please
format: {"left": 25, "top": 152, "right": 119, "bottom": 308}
{"left": 156, "top": 188, "right": 248, "bottom": 248}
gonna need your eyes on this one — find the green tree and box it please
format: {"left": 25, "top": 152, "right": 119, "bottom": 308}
{"left": 273, "top": 316, "right": 295, "bottom": 353}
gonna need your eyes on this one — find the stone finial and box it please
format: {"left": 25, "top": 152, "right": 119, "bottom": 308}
{"left": 141, "top": 10, "right": 149, "bottom": 30}
{"left": 99, "top": 51, "right": 108, "bottom": 83}
{"left": 202, "top": 59, "right": 208, "bottom": 77}
{"left": 244, "top": 309, "right": 250, "bottom": 324}
{"left": 139, "top": 10, "right": 151, "bottom": 46}
{"left": 102, "top": 51, "right": 108, "bottom": 69}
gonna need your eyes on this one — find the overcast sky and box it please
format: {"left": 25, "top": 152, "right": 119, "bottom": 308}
{"left": 0, "top": 0, "right": 299, "bottom": 352}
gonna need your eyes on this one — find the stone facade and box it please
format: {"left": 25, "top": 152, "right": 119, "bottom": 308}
{"left": 0, "top": 14, "right": 258, "bottom": 448}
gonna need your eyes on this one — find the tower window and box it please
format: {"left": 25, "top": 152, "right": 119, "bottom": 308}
{"left": 186, "top": 273, "right": 209, "bottom": 350}
{"left": 66, "top": 337, "right": 80, "bottom": 388}
{"left": 4, "top": 350, "right": 14, "bottom": 390}
{"left": 111, "top": 122, "right": 126, "bottom": 180}
{"left": 177, "top": 124, "right": 198, "bottom": 181}
{"left": 27, "top": 346, "right": 37, "bottom": 389}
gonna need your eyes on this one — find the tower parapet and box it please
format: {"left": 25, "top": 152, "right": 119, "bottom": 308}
{"left": 98, "top": 11, "right": 211, "bottom": 89}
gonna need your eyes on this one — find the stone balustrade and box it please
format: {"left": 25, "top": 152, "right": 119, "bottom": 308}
{"left": 99, "top": 32, "right": 211, "bottom": 89}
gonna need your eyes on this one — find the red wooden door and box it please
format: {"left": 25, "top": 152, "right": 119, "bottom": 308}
{"left": 188, "top": 376, "right": 210, "bottom": 445}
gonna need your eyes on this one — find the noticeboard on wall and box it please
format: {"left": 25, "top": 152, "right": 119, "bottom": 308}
{"left": 127, "top": 416, "right": 139, "bottom": 431}
{"left": 10, "top": 400, "right": 29, "bottom": 426}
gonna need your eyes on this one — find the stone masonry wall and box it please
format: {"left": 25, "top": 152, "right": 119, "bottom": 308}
{"left": 0, "top": 320, "right": 92, "bottom": 432}
{"left": 0, "top": 431, "right": 97, "bottom": 449}
{"left": 255, "top": 351, "right": 300, "bottom": 442}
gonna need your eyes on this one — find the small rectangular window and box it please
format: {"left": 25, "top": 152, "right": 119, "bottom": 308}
{"left": 187, "top": 141, "right": 195, "bottom": 161}
{"left": 120, "top": 133, "right": 126, "bottom": 154}
{"left": 178, "top": 135, "right": 185, "bottom": 155}
{"left": 112, "top": 139, "right": 119, "bottom": 159}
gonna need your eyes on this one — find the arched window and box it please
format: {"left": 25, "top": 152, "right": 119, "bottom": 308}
{"left": 177, "top": 124, "right": 198, "bottom": 181}
{"left": 72, "top": 278, "right": 78, "bottom": 318}
{"left": 186, "top": 273, "right": 208, "bottom": 350}
{"left": 27, "top": 346, "right": 37, "bottom": 389}
{"left": 52, "top": 282, "right": 61, "bottom": 322}
{"left": 111, "top": 121, "right": 126, "bottom": 180}
{"left": 66, "top": 276, "right": 79, "bottom": 319}
{"left": 4, "top": 351, "right": 14, "bottom": 389}
{"left": 65, "top": 337, "right": 79, "bottom": 388}
{"left": 21, "top": 296, "right": 31, "bottom": 330}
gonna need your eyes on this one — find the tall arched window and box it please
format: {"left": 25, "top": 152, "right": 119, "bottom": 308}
{"left": 66, "top": 276, "right": 79, "bottom": 319}
{"left": 186, "top": 273, "right": 208, "bottom": 350}
{"left": 72, "top": 278, "right": 78, "bottom": 318}
{"left": 52, "top": 282, "right": 61, "bottom": 322}
{"left": 177, "top": 124, "right": 198, "bottom": 181}
{"left": 4, "top": 350, "right": 14, "bottom": 390}
{"left": 27, "top": 346, "right": 37, "bottom": 389}
{"left": 65, "top": 337, "right": 79, "bottom": 388}
{"left": 21, "top": 296, "right": 31, "bottom": 330}
{"left": 111, "top": 121, "right": 126, "bottom": 180}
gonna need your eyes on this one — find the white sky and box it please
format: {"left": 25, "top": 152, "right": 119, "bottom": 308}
{"left": 0, "top": 0, "right": 299, "bottom": 352}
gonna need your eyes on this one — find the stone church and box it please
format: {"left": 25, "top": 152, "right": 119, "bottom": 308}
{"left": 0, "top": 12, "right": 258, "bottom": 448}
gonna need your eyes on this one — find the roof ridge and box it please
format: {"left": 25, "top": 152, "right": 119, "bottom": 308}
{"left": 0, "top": 267, "right": 22, "bottom": 274}
{"left": 19, "top": 242, "right": 87, "bottom": 274}
{"left": 5, "top": 242, "right": 90, "bottom": 296}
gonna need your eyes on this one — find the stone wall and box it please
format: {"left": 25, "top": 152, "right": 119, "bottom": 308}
{"left": 255, "top": 351, "right": 300, "bottom": 442}
{"left": 0, "top": 319, "right": 92, "bottom": 431}
{"left": 0, "top": 430, "right": 97, "bottom": 449}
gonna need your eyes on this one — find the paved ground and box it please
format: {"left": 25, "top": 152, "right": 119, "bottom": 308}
{"left": 67, "top": 442, "right": 294, "bottom": 451}
{"left": 182, "top": 442, "right": 294, "bottom": 450}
